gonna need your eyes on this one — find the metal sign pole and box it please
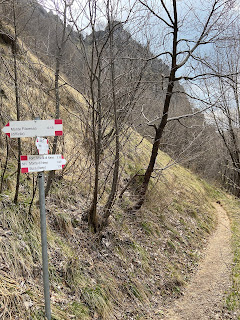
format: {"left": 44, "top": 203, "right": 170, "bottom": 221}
{"left": 38, "top": 170, "right": 51, "bottom": 320}
{"left": 1, "top": 116, "right": 66, "bottom": 320}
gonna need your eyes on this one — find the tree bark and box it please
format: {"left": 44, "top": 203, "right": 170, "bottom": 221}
{"left": 101, "top": 13, "right": 120, "bottom": 229}
{"left": 88, "top": 15, "right": 102, "bottom": 231}
{"left": 45, "top": 1, "right": 68, "bottom": 197}
{"left": 0, "top": 136, "right": 9, "bottom": 194}
{"left": 133, "top": 0, "right": 178, "bottom": 210}
{"left": 12, "top": 0, "right": 21, "bottom": 204}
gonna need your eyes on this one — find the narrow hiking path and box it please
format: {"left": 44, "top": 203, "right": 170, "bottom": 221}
{"left": 164, "top": 203, "right": 233, "bottom": 320}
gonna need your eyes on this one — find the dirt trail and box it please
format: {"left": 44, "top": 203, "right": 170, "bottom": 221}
{"left": 164, "top": 203, "right": 233, "bottom": 320}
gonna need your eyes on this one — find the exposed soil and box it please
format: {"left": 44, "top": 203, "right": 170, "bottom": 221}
{"left": 163, "top": 203, "right": 233, "bottom": 320}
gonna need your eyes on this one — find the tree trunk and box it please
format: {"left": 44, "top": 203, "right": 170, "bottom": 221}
{"left": 0, "top": 136, "right": 9, "bottom": 194}
{"left": 12, "top": 0, "right": 21, "bottom": 204}
{"left": 45, "top": 2, "right": 68, "bottom": 197}
{"left": 45, "top": 54, "right": 61, "bottom": 197}
{"left": 88, "top": 24, "right": 102, "bottom": 232}
{"left": 133, "top": 0, "right": 178, "bottom": 211}
{"left": 101, "top": 15, "right": 120, "bottom": 229}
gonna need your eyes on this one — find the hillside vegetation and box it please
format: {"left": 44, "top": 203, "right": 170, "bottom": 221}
{"left": 0, "top": 16, "right": 240, "bottom": 320}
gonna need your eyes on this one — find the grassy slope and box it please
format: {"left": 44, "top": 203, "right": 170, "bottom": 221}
{"left": 0, "top": 31, "right": 239, "bottom": 319}
{"left": 0, "top": 148, "right": 217, "bottom": 320}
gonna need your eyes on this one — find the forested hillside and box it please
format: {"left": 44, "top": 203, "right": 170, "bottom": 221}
{"left": 2, "top": 0, "right": 239, "bottom": 196}
{"left": 0, "top": 0, "right": 222, "bottom": 184}
{"left": 0, "top": 0, "right": 240, "bottom": 319}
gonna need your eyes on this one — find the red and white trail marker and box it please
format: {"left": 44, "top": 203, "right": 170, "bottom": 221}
{"left": 36, "top": 137, "right": 49, "bottom": 155}
{"left": 21, "top": 154, "right": 66, "bottom": 173}
{"left": 1, "top": 119, "right": 63, "bottom": 138}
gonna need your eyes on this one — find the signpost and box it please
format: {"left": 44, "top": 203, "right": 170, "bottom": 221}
{"left": 1, "top": 118, "right": 66, "bottom": 320}
{"left": 21, "top": 154, "right": 66, "bottom": 173}
{"left": 1, "top": 119, "right": 63, "bottom": 138}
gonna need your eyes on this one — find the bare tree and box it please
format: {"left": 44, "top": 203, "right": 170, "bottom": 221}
{"left": 0, "top": 0, "right": 41, "bottom": 203}
{"left": 11, "top": 0, "right": 22, "bottom": 203}
{"left": 205, "top": 21, "right": 240, "bottom": 195}
{"left": 132, "top": 0, "right": 236, "bottom": 210}
{"left": 68, "top": 0, "right": 149, "bottom": 231}
{"left": 45, "top": 0, "right": 74, "bottom": 197}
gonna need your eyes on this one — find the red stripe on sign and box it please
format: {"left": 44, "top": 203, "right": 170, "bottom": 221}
{"left": 55, "top": 119, "right": 62, "bottom": 124}
{"left": 21, "top": 155, "right": 28, "bottom": 161}
{"left": 6, "top": 122, "right": 10, "bottom": 127}
{"left": 55, "top": 131, "right": 63, "bottom": 136}
{"left": 21, "top": 168, "right": 29, "bottom": 173}
{"left": 6, "top": 133, "right": 10, "bottom": 137}
{"left": 62, "top": 165, "right": 65, "bottom": 169}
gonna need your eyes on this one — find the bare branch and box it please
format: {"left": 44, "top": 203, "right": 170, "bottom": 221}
{"left": 175, "top": 71, "right": 240, "bottom": 81}
{"left": 167, "top": 105, "right": 212, "bottom": 123}
{"left": 176, "top": 0, "right": 226, "bottom": 69}
{"left": 138, "top": 0, "right": 174, "bottom": 29}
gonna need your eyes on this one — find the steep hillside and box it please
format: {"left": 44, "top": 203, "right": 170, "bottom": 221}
{"left": 0, "top": 0, "right": 207, "bottom": 169}
{"left": 0, "top": 19, "right": 239, "bottom": 320}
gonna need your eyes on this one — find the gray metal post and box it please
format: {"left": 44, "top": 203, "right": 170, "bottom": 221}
{"left": 38, "top": 171, "right": 51, "bottom": 319}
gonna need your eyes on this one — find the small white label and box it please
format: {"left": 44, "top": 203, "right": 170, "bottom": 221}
{"left": 36, "top": 137, "right": 49, "bottom": 155}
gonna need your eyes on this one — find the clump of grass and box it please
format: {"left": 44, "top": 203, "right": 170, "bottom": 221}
{"left": 141, "top": 221, "right": 153, "bottom": 235}
{"left": 82, "top": 284, "right": 112, "bottom": 319}
{"left": 123, "top": 279, "right": 150, "bottom": 303}
{"left": 50, "top": 211, "right": 73, "bottom": 236}
{"left": 70, "top": 301, "right": 90, "bottom": 319}
{"left": 167, "top": 239, "right": 177, "bottom": 251}
{"left": 131, "top": 242, "right": 151, "bottom": 273}
{"left": 166, "top": 263, "right": 186, "bottom": 292}
{"left": 222, "top": 196, "right": 240, "bottom": 318}
{"left": 0, "top": 273, "right": 29, "bottom": 319}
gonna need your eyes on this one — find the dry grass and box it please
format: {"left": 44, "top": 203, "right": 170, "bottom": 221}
{"left": 0, "top": 27, "right": 235, "bottom": 320}
{"left": 219, "top": 194, "right": 240, "bottom": 319}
